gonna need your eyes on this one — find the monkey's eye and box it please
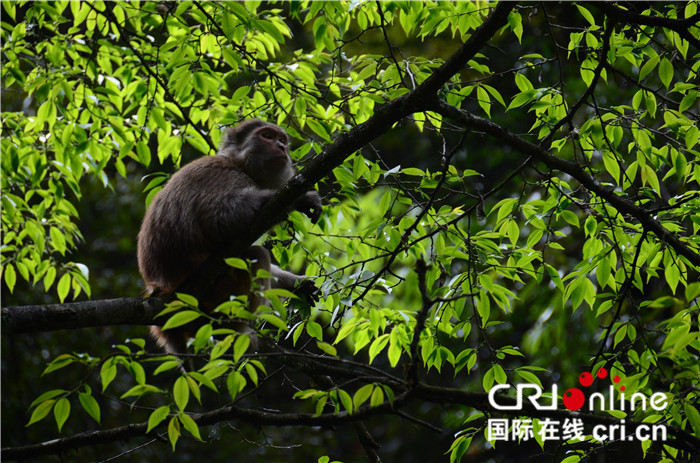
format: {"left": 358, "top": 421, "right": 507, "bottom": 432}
{"left": 279, "top": 137, "right": 287, "bottom": 144}
{"left": 261, "top": 132, "right": 273, "bottom": 139}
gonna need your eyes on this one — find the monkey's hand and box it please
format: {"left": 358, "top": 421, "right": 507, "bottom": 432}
{"left": 295, "top": 191, "right": 322, "bottom": 223}
{"left": 294, "top": 278, "right": 320, "bottom": 304}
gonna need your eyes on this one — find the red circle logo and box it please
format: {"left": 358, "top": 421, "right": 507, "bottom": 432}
{"left": 562, "top": 388, "right": 585, "bottom": 411}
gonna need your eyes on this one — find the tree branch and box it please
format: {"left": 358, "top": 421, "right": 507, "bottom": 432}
{"left": 1, "top": 298, "right": 164, "bottom": 335}
{"left": 592, "top": 3, "right": 700, "bottom": 51}
{"left": 429, "top": 99, "right": 700, "bottom": 267}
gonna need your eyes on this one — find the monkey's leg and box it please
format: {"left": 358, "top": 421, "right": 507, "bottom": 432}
{"left": 245, "top": 246, "right": 272, "bottom": 309}
{"left": 246, "top": 246, "right": 318, "bottom": 304}
{"left": 269, "top": 262, "right": 319, "bottom": 304}
{"left": 269, "top": 264, "right": 306, "bottom": 289}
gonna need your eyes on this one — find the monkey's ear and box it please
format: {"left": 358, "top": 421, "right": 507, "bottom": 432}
{"left": 230, "top": 119, "right": 267, "bottom": 149}
{"left": 220, "top": 127, "right": 239, "bottom": 150}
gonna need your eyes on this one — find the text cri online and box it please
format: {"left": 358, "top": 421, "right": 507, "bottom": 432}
{"left": 487, "top": 384, "right": 668, "bottom": 442}
{"left": 592, "top": 420, "right": 667, "bottom": 442}
{"left": 487, "top": 418, "right": 667, "bottom": 443}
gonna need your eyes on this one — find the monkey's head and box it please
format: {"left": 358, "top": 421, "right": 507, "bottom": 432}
{"left": 219, "top": 119, "right": 294, "bottom": 189}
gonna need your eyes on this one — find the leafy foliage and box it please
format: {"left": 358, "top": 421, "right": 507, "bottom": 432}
{"left": 2, "top": 1, "right": 699, "bottom": 462}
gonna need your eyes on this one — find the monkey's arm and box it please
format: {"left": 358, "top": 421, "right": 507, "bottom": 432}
{"left": 203, "top": 186, "right": 320, "bottom": 242}
{"left": 197, "top": 184, "right": 277, "bottom": 243}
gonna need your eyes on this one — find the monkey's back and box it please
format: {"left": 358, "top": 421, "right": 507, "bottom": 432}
{"left": 137, "top": 155, "right": 255, "bottom": 295}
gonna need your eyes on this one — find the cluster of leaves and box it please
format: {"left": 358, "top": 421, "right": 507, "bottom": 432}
{"left": 2, "top": 1, "right": 699, "bottom": 462}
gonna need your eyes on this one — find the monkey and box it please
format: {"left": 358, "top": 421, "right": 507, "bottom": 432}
{"left": 137, "top": 119, "right": 322, "bottom": 354}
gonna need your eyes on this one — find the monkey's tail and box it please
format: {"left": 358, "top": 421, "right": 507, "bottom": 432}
{"left": 142, "top": 283, "right": 172, "bottom": 299}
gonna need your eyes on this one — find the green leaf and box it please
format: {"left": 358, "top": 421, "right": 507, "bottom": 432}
{"left": 507, "top": 11, "right": 523, "bottom": 42}
{"left": 179, "top": 412, "right": 203, "bottom": 441}
{"left": 162, "top": 310, "right": 201, "bottom": 330}
{"left": 168, "top": 416, "right": 181, "bottom": 451}
{"left": 256, "top": 19, "right": 285, "bottom": 44}
{"left": 338, "top": 389, "right": 354, "bottom": 414}
{"left": 193, "top": 324, "right": 213, "bottom": 353}
{"left": 210, "top": 335, "right": 234, "bottom": 361}
{"left": 147, "top": 406, "right": 171, "bottom": 433}
{"left": 29, "top": 389, "right": 66, "bottom": 409}
{"left": 516, "top": 370, "right": 542, "bottom": 387}
{"left": 129, "top": 360, "right": 147, "bottom": 385}
{"left": 477, "top": 85, "right": 491, "bottom": 117}
{"left": 659, "top": 58, "right": 673, "bottom": 89}
{"left": 476, "top": 293, "right": 490, "bottom": 327}
{"left": 368, "top": 334, "right": 390, "bottom": 364}
{"left": 26, "top": 400, "right": 55, "bottom": 427}
{"left": 100, "top": 359, "right": 118, "bottom": 392}
{"left": 387, "top": 330, "right": 402, "bottom": 367}
{"left": 684, "top": 404, "right": 700, "bottom": 438}
{"left": 43, "top": 354, "right": 75, "bottom": 375}
{"left": 401, "top": 167, "right": 425, "bottom": 176}
{"left": 174, "top": 293, "right": 199, "bottom": 307}
{"left": 50, "top": 227, "right": 66, "bottom": 254}
{"left": 226, "top": 370, "right": 247, "bottom": 399}
{"left": 306, "top": 321, "right": 323, "bottom": 341}
{"left": 154, "top": 360, "right": 181, "bottom": 375}
{"left": 233, "top": 333, "right": 250, "bottom": 363}
{"left": 57, "top": 273, "right": 71, "bottom": 303}
{"left": 334, "top": 321, "right": 358, "bottom": 345}
{"left": 575, "top": 5, "right": 596, "bottom": 26}
{"left": 492, "top": 364, "right": 507, "bottom": 384}
{"left": 679, "top": 91, "right": 697, "bottom": 113}
{"left": 244, "top": 362, "right": 259, "bottom": 386}
{"left": 638, "top": 55, "right": 660, "bottom": 82}
{"left": 189, "top": 371, "right": 219, "bottom": 393}
{"left": 54, "top": 397, "right": 70, "bottom": 432}
{"left": 257, "top": 313, "right": 288, "bottom": 331}
{"left": 602, "top": 151, "right": 621, "bottom": 184}
{"left": 561, "top": 456, "right": 581, "bottom": 463}
{"left": 4, "top": 263, "right": 16, "bottom": 292}
{"left": 353, "top": 384, "right": 374, "bottom": 410}
{"left": 316, "top": 341, "right": 337, "bottom": 357}
{"left": 224, "top": 257, "right": 248, "bottom": 270}
{"left": 173, "top": 376, "right": 189, "bottom": 411}
{"left": 78, "top": 392, "right": 100, "bottom": 424}
{"left": 370, "top": 385, "right": 385, "bottom": 407}
{"left": 482, "top": 366, "right": 495, "bottom": 391}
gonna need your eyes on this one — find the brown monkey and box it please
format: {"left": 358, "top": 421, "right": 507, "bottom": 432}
{"left": 137, "top": 119, "right": 322, "bottom": 353}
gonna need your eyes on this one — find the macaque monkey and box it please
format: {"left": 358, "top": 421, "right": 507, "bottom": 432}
{"left": 137, "top": 119, "right": 322, "bottom": 353}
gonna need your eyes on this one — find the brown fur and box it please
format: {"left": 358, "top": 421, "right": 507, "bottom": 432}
{"left": 137, "top": 119, "right": 321, "bottom": 353}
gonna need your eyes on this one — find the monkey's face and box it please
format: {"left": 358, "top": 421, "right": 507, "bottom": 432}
{"left": 256, "top": 125, "right": 290, "bottom": 169}
{"left": 241, "top": 124, "right": 295, "bottom": 189}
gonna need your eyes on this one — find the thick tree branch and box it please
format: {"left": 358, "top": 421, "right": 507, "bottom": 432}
{"left": 1, "top": 298, "right": 164, "bottom": 335}
{"left": 593, "top": 3, "right": 700, "bottom": 51}
{"left": 430, "top": 99, "right": 700, "bottom": 268}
